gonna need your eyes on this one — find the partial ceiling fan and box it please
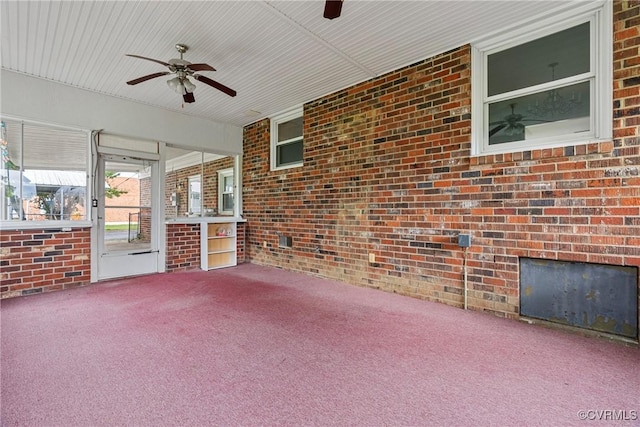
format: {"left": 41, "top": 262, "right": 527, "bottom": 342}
{"left": 324, "top": 0, "right": 344, "bottom": 19}
{"left": 489, "top": 103, "right": 548, "bottom": 137}
{"left": 126, "top": 44, "right": 236, "bottom": 104}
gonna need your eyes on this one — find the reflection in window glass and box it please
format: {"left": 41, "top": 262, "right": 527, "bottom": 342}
{"left": 278, "top": 117, "right": 303, "bottom": 142}
{"left": 165, "top": 147, "right": 235, "bottom": 219}
{"left": 276, "top": 140, "right": 303, "bottom": 167}
{"left": 218, "top": 169, "right": 234, "bottom": 215}
{"left": 487, "top": 22, "right": 590, "bottom": 97}
{"left": 488, "top": 81, "right": 590, "bottom": 146}
{"left": 188, "top": 175, "right": 201, "bottom": 215}
{"left": 224, "top": 176, "right": 233, "bottom": 192}
{"left": 222, "top": 175, "right": 233, "bottom": 212}
{"left": 222, "top": 194, "right": 233, "bottom": 212}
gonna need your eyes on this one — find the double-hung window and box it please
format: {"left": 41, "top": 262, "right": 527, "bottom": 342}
{"left": 188, "top": 174, "right": 201, "bottom": 215}
{"left": 471, "top": 1, "right": 612, "bottom": 155}
{"left": 218, "top": 168, "right": 234, "bottom": 215}
{"left": 0, "top": 118, "right": 89, "bottom": 226}
{"left": 270, "top": 107, "right": 303, "bottom": 170}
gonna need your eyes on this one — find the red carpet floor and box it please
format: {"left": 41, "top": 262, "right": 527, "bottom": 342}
{"left": 1, "top": 263, "right": 639, "bottom": 426}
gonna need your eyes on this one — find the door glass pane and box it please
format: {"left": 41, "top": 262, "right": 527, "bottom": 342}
{"left": 488, "top": 81, "right": 591, "bottom": 146}
{"left": 488, "top": 22, "right": 590, "bottom": 96}
{"left": 103, "top": 159, "right": 152, "bottom": 253}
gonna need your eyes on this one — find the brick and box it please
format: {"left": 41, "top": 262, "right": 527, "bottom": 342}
{"left": 240, "top": 8, "right": 640, "bottom": 321}
{"left": 1, "top": 228, "right": 91, "bottom": 299}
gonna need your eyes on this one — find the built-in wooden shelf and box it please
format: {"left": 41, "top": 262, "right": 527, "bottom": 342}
{"left": 200, "top": 222, "right": 237, "bottom": 270}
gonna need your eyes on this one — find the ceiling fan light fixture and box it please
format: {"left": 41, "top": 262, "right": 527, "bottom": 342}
{"left": 127, "top": 44, "right": 236, "bottom": 101}
{"left": 528, "top": 62, "right": 581, "bottom": 118}
{"left": 167, "top": 76, "right": 180, "bottom": 91}
{"left": 183, "top": 78, "right": 196, "bottom": 93}
{"left": 167, "top": 76, "right": 187, "bottom": 95}
{"left": 504, "top": 122, "right": 525, "bottom": 136}
{"left": 176, "top": 81, "right": 186, "bottom": 95}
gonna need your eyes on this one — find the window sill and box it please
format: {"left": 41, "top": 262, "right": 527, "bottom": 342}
{"left": 271, "top": 162, "right": 304, "bottom": 172}
{"left": 0, "top": 220, "right": 92, "bottom": 231}
{"left": 473, "top": 128, "right": 615, "bottom": 155}
{"left": 469, "top": 139, "right": 614, "bottom": 166}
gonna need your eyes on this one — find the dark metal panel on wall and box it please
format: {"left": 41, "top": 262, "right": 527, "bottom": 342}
{"left": 520, "top": 258, "right": 638, "bottom": 339}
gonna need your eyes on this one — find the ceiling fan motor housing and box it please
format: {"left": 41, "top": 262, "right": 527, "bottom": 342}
{"left": 168, "top": 58, "right": 192, "bottom": 68}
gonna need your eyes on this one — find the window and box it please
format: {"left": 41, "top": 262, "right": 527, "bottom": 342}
{"left": 271, "top": 107, "right": 303, "bottom": 170}
{"left": 218, "top": 168, "right": 234, "bottom": 215}
{"left": 471, "top": 2, "right": 612, "bottom": 156}
{"left": 0, "top": 118, "right": 89, "bottom": 225}
{"left": 164, "top": 146, "right": 238, "bottom": 219}
{"left": 188, "top": 175, "right": 201, "bottom": 215}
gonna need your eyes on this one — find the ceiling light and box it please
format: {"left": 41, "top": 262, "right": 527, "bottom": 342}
{"left": 167, "top": 76, "right": 180, "bottom": 92}
{"left": 175, "top": 81, "right": 186, "bottom": 95}
{"left": 528, "top": 62, "right": 581, "bottom": 118}
{"left": 183, "top": 78, "right": 196, "bottom": 93}
{"left": 167, "top": 76, "right": 194, "bottom": 95}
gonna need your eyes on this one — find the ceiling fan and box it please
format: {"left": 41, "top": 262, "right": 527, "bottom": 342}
{"left": 489, "top": 103, "right": 547, "bottom": 137}
{"left": 324, "top": 0, "right": 344, "bottom": 19}
{"left": 126, "top": 44, "right": 236, "bottom": 104}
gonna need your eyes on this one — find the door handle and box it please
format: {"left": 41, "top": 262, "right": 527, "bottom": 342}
{"left": 128, "top": 250, "right": 159, "bottom": 256}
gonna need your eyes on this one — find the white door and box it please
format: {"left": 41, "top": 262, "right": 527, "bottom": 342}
{"left": 96, "top": 153, "right": 161, "bottom": 280}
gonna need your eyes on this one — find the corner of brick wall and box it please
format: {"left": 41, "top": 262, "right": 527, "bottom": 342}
{"left": 236, "top": 222, "right": 246, "bottom": 264}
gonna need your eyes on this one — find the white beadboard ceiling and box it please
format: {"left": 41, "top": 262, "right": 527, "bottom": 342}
{"left": 1, "top": 0, "right": 573, "bottom": 128}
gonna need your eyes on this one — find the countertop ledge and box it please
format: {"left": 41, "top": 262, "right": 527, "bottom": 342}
{"left": 165, "top": 216, "right": 246, "bottom": 224}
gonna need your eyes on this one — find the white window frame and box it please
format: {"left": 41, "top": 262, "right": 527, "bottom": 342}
{"left": 270, "top": 106, "right": 303, "bottom": 171}
{"left": 470, "top": 1, "right": 612, "bottom": 156}
{"left": 217, "top": 167, "right": 234, "bottom": 215}
{"left": 0, "top": 116, "right": 92, "bottom": 230}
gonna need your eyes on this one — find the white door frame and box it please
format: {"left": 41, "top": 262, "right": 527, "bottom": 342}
{"left": 91, "top": 144, "right": 166, "bottom": 281}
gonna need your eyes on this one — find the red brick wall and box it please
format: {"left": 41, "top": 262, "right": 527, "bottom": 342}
{"left": 166, "top": 223, "right": 201, "bottom": 271}
{"left": 236, "top": 222, "right": 245, "bottom": 263}
{"left": 0, "top": 228, "right": 91, "bottom": 297}
{"left": 242, "top": 3, "right": 640, "bottom": 320}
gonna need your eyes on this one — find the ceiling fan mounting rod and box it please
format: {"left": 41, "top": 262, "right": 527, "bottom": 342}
{"left": 175, "top": 44, "right": 188, "bottom": 59}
